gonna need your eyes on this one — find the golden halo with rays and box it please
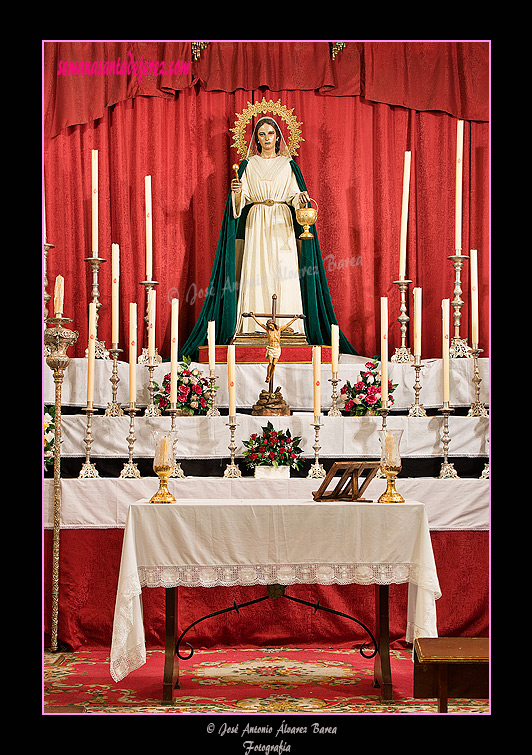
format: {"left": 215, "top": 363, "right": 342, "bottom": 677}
{"left": 230, "top": 98, "right": 304, "bottom": 160}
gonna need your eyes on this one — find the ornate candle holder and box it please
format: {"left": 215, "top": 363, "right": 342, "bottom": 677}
{"left": 438, "top": 402, "right": 459, "bottom": 478}
{"left": 206, "top": 370, "right": 221, "bottom": 416}
{"left": 408, "top": 356, "right": 427, "bottom": 417}
{"left": 448, "top": 253, "right": 472, "bottom": 358}
{"left": 168, "top": 404, "right": 186, "bottom": 478}
{"left": 150, "top": 431, "right": 178, "bottom": 504}
{"left": 144, "top": 358, "right": 161, "bottom": 417}
{"left": 120, "top": 403, "right": 141, "bottom": 478}
{"left": 327, "top": 372, "right": 342, "bottom": 416}
{"left": 375, "top": 403, "right": 390, "bottom": 478}
{"left": 223, "top": 416, "right": 242, "bottom": 478}
{"left": 79, "top": 403, "right": 100, "bottom": 478}
{"left": 307, "top": 414, "right": 326, "bottom": 478}
{"left": 467, "top": 346, "right": 488, "bottom": 417}
{"left": 85, "top": 255, "right": 109, "bottom": 359}
{"left": 105, "top": 344, "right": 124, "bottom": 416}
{"left": 391, "top": 279, "right": 414, "bottom": 362}
{"left": 44, "top": 314, "right": 78, "bottom": 652}
{"left": 377, "top": 429, "right": 405, "bottom": 503}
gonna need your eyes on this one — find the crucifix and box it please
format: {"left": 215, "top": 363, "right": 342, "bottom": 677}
{"left": 242, "top": 294, "right": 305, "bottom": 395}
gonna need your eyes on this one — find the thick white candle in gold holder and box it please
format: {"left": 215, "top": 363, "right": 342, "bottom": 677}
{"left": 111, "top": 243, "right": 120, "bottom": 343}
{"left": 470, "top": 249, "right": 479, "bottom": 346}
{"left": 331, "top": 324, "right": 339, "bottom": 373}
{"left": 170, "top": 298, "right": 179, "bottom": 404}
{"left": 413, "top": 287, "right": 422, "bottom": 358}
{"left": 227, "top": 344, "right": 236, "bottom": 417}
{"left": 54, "top": 275, "right": 64, "bottom": 317}
{"left": 442, "top": 298, "right": 450, "bottom": 403}
{"left": 208, "top": 321, "right": 216, "bottom": 371}
{"left": 380, "top": 297, "right": 388, "bottom": 404}
{"left": 312, "top": 346, "right": 321, "bottom": 416}
{"left": 145, "top": 175, "right": 153, "bottom": 282}
{"left": 91, "top": 150, "right": 98, "bottom": 257}
{"left": 87, "top": 301, "right": 97, "bottom": 404}
{"left": 129, "top": 303, "right": 137, "bottom": 403}
{"left": 399, "top": 150, "right": 411, "bottom": 280}
{"left": 148, "top": 288, "right": 156, "bottom": 359}
{"left": 455, "top": 120, "right": 464, "bottom": 252}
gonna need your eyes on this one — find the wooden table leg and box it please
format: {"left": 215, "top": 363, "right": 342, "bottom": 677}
{"left": 163, "top": 587, "right": 180, "bottom": 704}
{"left": 437, "top": 664, "right": 448, "bottom": 713}
{"left": 373, "top": 584, "right": 393, "bottom": 702}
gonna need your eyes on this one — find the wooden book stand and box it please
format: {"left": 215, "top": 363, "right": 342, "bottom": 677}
{"left": 312, "top": 461, "right": 380, "bottom": 502}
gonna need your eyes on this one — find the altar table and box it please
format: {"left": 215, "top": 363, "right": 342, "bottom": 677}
{"left": 110, "top": 499, "right": 441, "bottom": 703}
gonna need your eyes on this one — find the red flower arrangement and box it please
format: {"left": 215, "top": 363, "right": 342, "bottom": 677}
{"left": 152, "top": 356, "right": 214, "bottom": 415}
{"left": 242, "top": 421, "right": 304, "bottom": 469}
{"left": 340, "top": 360, "right": 397, "bottom": 415}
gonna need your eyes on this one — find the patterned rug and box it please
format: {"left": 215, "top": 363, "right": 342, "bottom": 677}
{"left": 43, "top": 646, "right": 489, "bottom": 715}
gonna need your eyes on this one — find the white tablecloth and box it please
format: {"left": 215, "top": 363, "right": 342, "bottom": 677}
{"left": 109, "top": 499, "right": 441, "bottom": 682}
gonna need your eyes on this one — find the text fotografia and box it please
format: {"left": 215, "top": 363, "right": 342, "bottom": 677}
{"left": 208, "top": 720, "right": 338, "bottom": 752}
{"left": 57, "top": 53, "right": 190, "bottom": 79}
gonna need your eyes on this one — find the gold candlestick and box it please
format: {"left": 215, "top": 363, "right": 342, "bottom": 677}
{"left": 206, "top": 371, "right": 221, "bottom": 416}
{"left": 328, "top": 372, "right": 342, "bottom": 416}
{"left": 467, "top": 346, "right": 488, "bottom": 417}
{"left": 438, "top": 402, "right": 459, "bottom": 478}
{"left": 44, "top": 314, "right": 79, "bottom": 652}
{"left": 448, "top": 253, "right": 472, "bottom": 358}
{"left": 223, "top": 416, "right": 242, "bottom": 478}
{"left": 168, "top": 404, "right": 186, "bottom": 478}
{"left": 408, "top": 356, "right": 427, "bottom": 417}
{"left": 391, "top": 279, "right": 414, "bottom": 362}
{"left": 105, "top": 344, "right": 124, "bottom": 416}
{"left": 377, "top": 429, "right": 405, "bottom": 503}
{"left": 120, "top": 403, "right": 141, "bottom": 478}
{"left": 307, "top": 414, "right": 326, "bottom": 478}
{"left": 79, "top": 403, "right": 100, "bottom": 478}
{"left": 84, "top": 255, "right": 109, "bottom": 359}
{"left": 150, "top": 431, "right": 178, "bottom": 503}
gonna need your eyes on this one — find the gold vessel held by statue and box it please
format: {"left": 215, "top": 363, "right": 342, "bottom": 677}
{"left": 296, "top": 198, "right": 318, "bottom": 238}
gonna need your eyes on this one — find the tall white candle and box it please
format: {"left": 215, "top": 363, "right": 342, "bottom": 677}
{"left": 442, "top": 298, "right": 450, "bottom": 403}
{"left": 413, "top": 287, "right": 422, "bottom": 358}
{"left": 148, "top": 288, "right": 156, "bottom": 359}
{"left": 111, "top": 243, "right": 120, "bottom": 344}
{"left": 312, "top": 346, "right": 321, "bottom": 417}
{"left": 91, "top": 150, "right": 98, "bottom": 257}
{"left": 380, "top": 297, "right": 388, "bottom": 405}
{"left": 170, "top": 298, "right": 179, "bottom": 404}
{"left": 129, "top": 303, "right": 137, "bottom": 403}
{"left": 470, "top": 249, "right": 479, "bottom": 346}
{"left": 208, "top": 321, "right": 216, "bottom": 371}
{"left": 399, "top": 150, "right": 411, "bottom": 280}
{"left": 145, "top": 175, "right": 153, "bottom": 282}
{"left": 331, "top": 324, "right": 339, "bottom": 373}
{"left": 227, "top": 344, "right": 236, "bottom": 417}
{"left": 54, "top": 275, "right": 64, "bottom": 317}
{"left": 87, "top": 301, "right": 97, "bottom": 405}
{"left": 455, "top": 120, "right": 464, "bottom": 252}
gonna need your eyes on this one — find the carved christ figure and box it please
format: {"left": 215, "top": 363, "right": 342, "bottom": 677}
{"left": 244, "top": 311, "right": 304, "bottom": 384}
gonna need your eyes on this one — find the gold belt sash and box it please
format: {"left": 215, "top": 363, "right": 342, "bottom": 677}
{"left": 252, "top": 199, "right": 287, "bottom": 206}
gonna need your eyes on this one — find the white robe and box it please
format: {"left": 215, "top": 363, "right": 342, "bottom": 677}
{"left": 233, "top": 155, "right": 305, "bottom": 335}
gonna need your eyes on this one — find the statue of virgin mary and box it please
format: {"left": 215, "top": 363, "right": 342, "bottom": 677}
{"left": 180, "top": 109, "right": 357, "bottom": 359}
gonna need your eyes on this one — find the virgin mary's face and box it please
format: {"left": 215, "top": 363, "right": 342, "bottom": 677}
{"left": 257, "top": 124, "right": 277, "bottom": 154}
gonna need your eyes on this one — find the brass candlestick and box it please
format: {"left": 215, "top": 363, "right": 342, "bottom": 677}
{"left": 307, "top": 414, "right": 326, "bottom": 478}
{"left": 438, "top": 402, "right": 459, "bottom": 478}
{"left": 105, "top": 344, "right": 124, "bottom": 416}
{"left": 391, "top": 279, "right": 414, "bottom": 363}
{"left": 144, "top": 358, "right": 161, "bottom": 417}
{"left": 85, "top": 255, "right": 109, "bottom": 359}
{"left": 44, "top": 314, "right": 78, "bottom": 652}
{"left": 328, "top": 372, "right": 342, "bottom": 416}
{"left": 79, "top": 403, "right": 100, "bottom": 478}
{"left": 223, "top": 416, "right": 242, "bottom": 478}
{"left": 377, "top": 429, "right": 405, "bottom": 503}
{"left": 206, "top": 371, "right": 221, "bottom": 416}
{"left": 408, "top": 356, "right": 427, "bottom": 417}
{"left": 120, "top": 403, "right": 141, "bottom": 478}
{"left": 448, "top": 253, "right": 471, "bottom": 358}
{"left": 150, "top": 431, "right": 178, "bottom": 504}
{"left": 467, "top": 345, "right": 488, "bottom": 417}
{"left": 168, "top": 404, "right": 186, "bottom": 478}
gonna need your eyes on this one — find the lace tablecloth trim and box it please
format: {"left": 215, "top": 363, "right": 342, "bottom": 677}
{"left": 136, "top": 562, "right": 441, "bottom": 595}
{"left": 110, "top": 571, "right": 145, "bottom": 682}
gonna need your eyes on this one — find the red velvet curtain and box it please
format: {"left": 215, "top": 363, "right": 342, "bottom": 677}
{"left": 43, "top": 42, "right": 489, "bottom": 360}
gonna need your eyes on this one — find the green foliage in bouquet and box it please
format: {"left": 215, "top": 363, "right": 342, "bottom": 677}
{"left": 242, "top": 421, "right": 304, "bottom": 469}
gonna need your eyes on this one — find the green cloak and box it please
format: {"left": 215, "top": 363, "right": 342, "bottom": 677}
{"left": 179, "top": 159, "right": 358, "bottom": 360}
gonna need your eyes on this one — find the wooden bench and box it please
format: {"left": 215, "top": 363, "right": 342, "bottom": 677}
{"left": 413, "top": 637, "right": 489, "bottom": 713}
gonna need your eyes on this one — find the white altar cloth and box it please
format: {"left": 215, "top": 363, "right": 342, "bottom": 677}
{"left": 110, "top": 499, "right": 441, "bottom": 682}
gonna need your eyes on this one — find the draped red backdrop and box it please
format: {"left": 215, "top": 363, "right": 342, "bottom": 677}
{"left": 43, "top": 41, "right": 490, "bottom": 360}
